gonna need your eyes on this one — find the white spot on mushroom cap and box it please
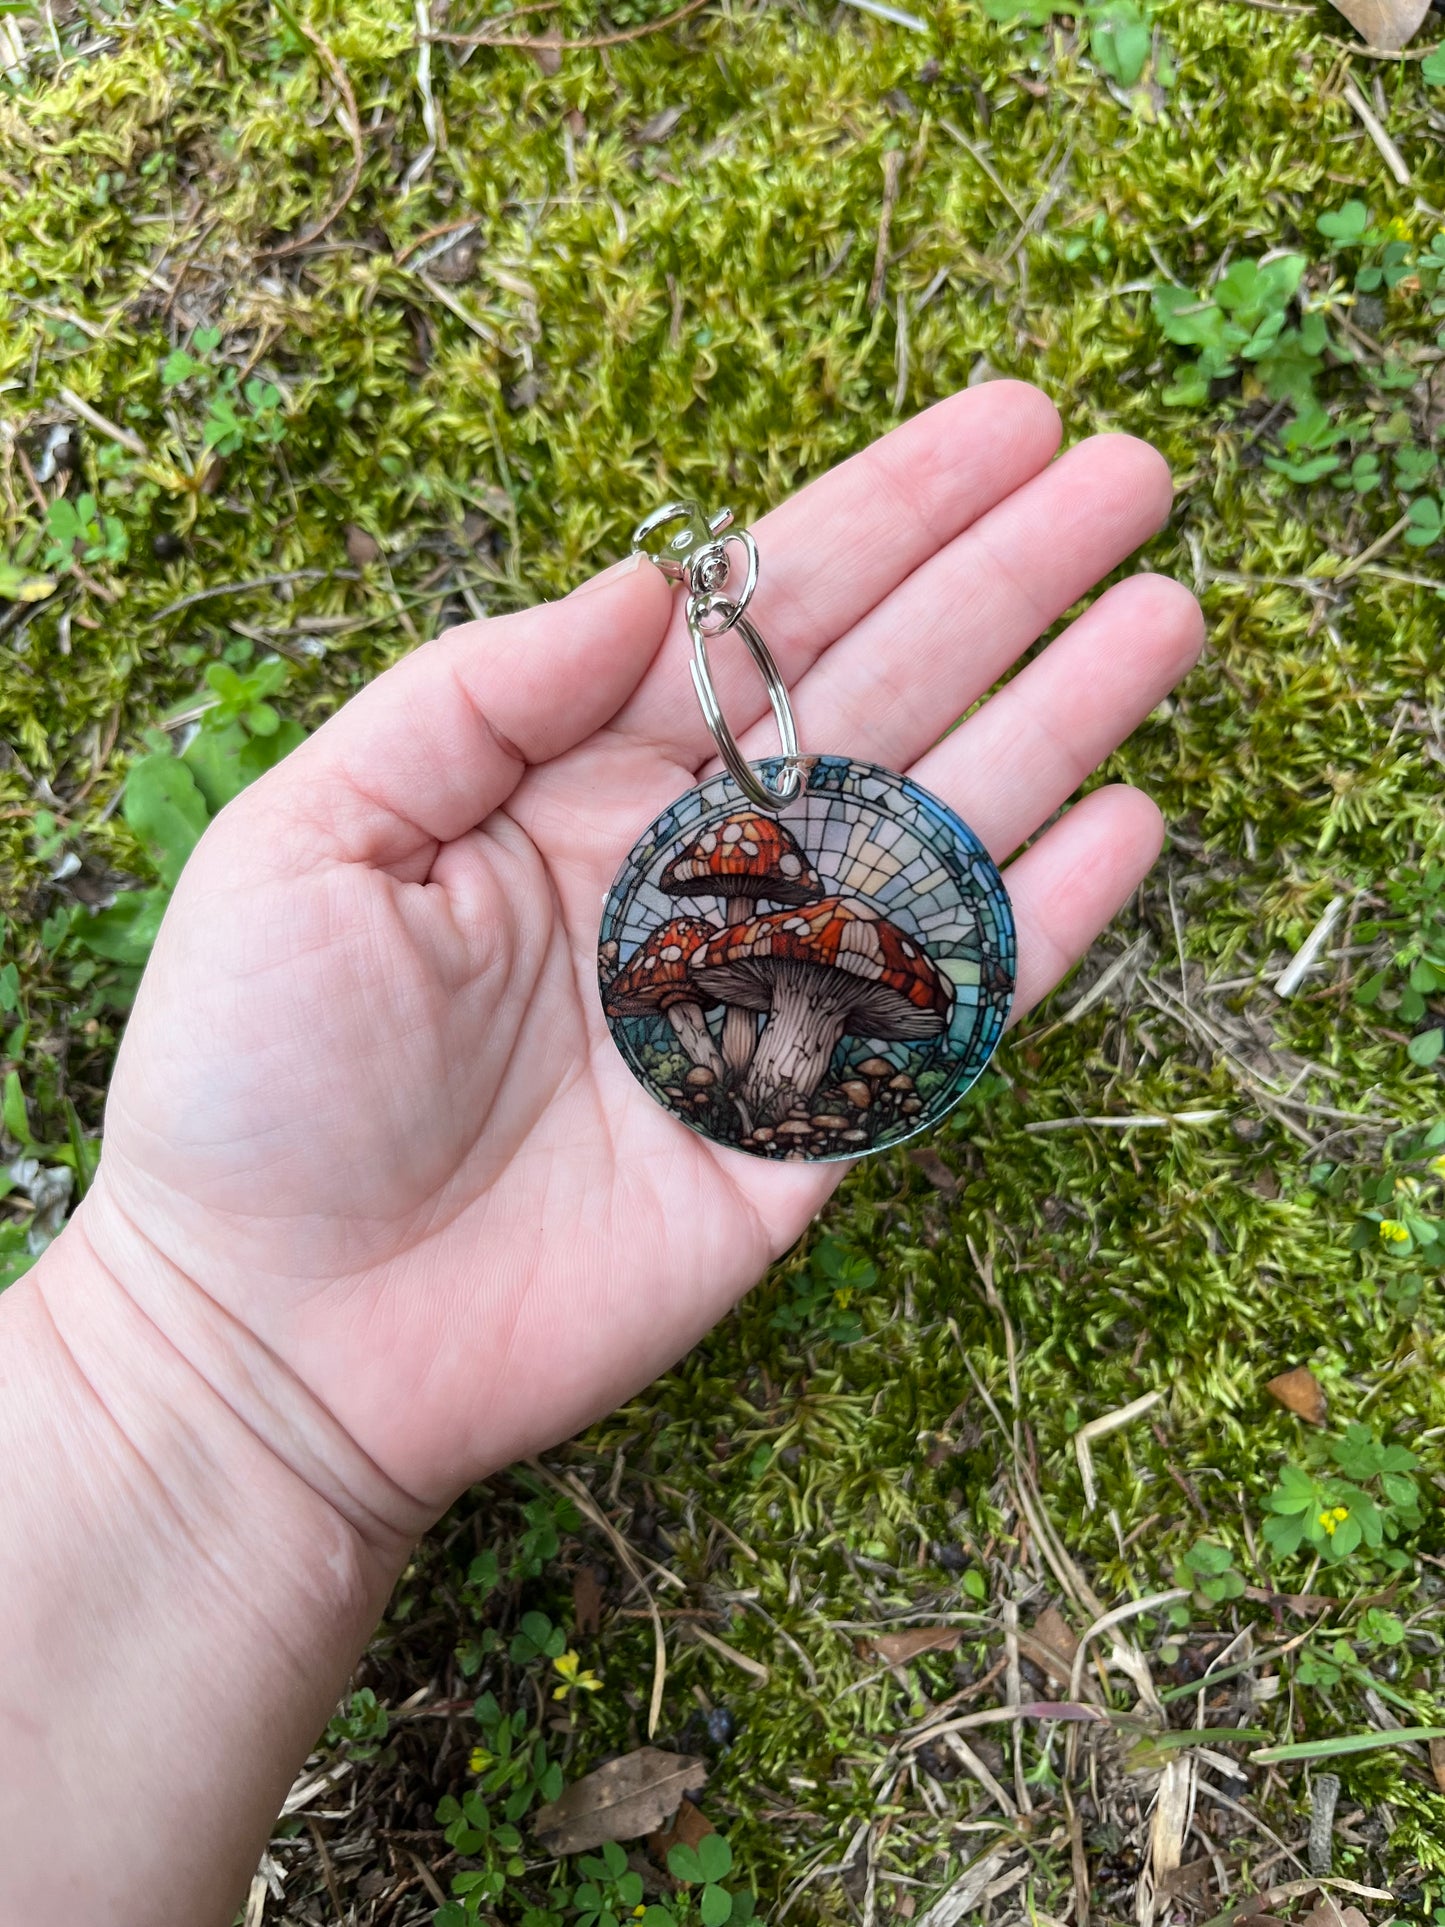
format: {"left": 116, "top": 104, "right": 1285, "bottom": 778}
{"left": 660, "top": 944, "right": 682, "bottom": 962}
{"left": 721, "top": 822, "right": 744, "bottom": 843}
{"left": 739, "top": 839, "right": 758, "bottom": 857}
{"left": 778, "top": 853, "right": 802, "bottom": 877}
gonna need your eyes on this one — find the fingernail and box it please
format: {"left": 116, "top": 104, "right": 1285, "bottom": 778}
{"left": 571, "top": 550, "right": 645, "bottom": 598}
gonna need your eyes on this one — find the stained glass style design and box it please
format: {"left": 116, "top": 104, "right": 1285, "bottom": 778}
{"left": 598, "top": 757, "right": 1016, "bottom": 1162}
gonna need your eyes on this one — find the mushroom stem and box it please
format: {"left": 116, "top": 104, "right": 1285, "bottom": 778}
{"left": 741, "top": 963, "right": 856, "bottom": 1124}
{"left": 666, "top": 1001, "right": 726, "bottom": 1080}
{"left": 720, "top": 897, "right": 758, "bottom": 1074}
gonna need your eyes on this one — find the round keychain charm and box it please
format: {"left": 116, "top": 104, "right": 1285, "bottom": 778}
{"left": 598, "top": 502, "right": 1016, "bottom": 1162}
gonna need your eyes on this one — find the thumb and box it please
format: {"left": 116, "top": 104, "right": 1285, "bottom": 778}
{"left": 242, "top": 553, "right": 672, "bottom": 872}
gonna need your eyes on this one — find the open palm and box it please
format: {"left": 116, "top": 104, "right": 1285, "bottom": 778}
{"left": 90, "top": 384, "right": 1201, "bottom": 1520}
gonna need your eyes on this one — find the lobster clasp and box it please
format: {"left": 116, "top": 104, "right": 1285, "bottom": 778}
{"left": 631, "top": 498, "right": 734, "bottom": 589}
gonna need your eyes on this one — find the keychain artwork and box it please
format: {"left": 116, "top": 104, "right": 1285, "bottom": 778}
{"left": 598, "top": 501, "right": 1016, "bottom": 1163}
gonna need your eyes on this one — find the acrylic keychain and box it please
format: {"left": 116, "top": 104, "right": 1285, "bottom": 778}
{"left": 598, "top": 500, "right": 1016, "bottom": 1162}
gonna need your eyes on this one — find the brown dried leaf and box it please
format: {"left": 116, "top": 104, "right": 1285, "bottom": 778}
{"left": 1301, "top": 1905, "right": 1368, "bottom": 1927}
{"left": 1267, "top": 1366, "right": 1328, "bottom": 1425}
{"left": 532, "top": 1748, "right": 707, "bottom": 1854}
{"left": 344, "top": 525, "right": 380, "bottom": 567}
{"left": 647, "top": 1796, "right": 714, "bottom": 1860}
{"left": 573, "top": 1564, "right": 604, "bottom": 1637}
{"left": 1328, "top": 0, "right": 1431, "bottom": 48}
{"left": 907, "top": 1147, "right": 958, "bottom": 1193}
{"left": 1431, "top": 1735, "right": 1445, "bottom": 1792}
{"left": 866, "top": 1626, "right": 961, "bottom": 1665}
{"left": 1023, "top": 1606, "right": 1080, "bottom": 1683}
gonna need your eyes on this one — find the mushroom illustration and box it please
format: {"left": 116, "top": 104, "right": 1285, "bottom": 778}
{"left": 659, "top": 810, "right": 824, "bottom": 1073}
{"left": 604, "top": 917, "right": 726, "bottom": 1082}
{"left": 692, "top": 896, "right": 953, "bottom": 1125}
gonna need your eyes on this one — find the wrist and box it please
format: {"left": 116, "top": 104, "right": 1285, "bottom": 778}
{"left": 0, "top": 1190, "right": 422, "bottom": 1923}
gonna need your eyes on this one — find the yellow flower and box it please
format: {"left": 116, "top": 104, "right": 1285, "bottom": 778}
{"left": 1332, "top": 1506, "right": 1349, "bottom": 1521}
{"left": 834, "top": 1287, "right": 854, "bottom": 1308}
{"left": 1384, "top": 214, "right": 1413, "bottom": 241}
{"left": 1379, "top": 1219, "right": 1410, "bottom": 1245}
{"left": 552, "top": 1649, "right": 603, "bottom": 1700}
{"left": 469, "top": 1745, "right": 493, "bottom": 1774}
{"left": 1430, "top": 1154, "right": 1445, "bottom": 1180}
{"left": 1318, "top": 1511, "right": 1337, "bottom": 1536}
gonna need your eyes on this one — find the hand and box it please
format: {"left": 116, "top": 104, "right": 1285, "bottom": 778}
{"left": 87, "top": 382, "right": 1201, "bottom": 1517}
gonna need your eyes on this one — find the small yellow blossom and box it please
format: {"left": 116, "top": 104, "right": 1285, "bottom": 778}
{"left": 1318, "top": 1510, "right": 1337, "bottom": 1536}
{"left": 1333, "top": 1506, "right": 1349, "bottom": 1520}
{"left": 1429, "top": 1154, "right": 1445, "bottom": 1180}
{"left": 1384, "top": 214, "right": 1413, "bottom": 242}
{"left": 1379, "top": 1219, "right": 1410, "bottom": 1245}
{"left": 834, "top": 1287, "right": 854, "bottom": 1308}
{"left": 552, "top": 1649, "right": 603, "bottom": 1700}
{"left": 469, "top": 1745, "right": 492, "bottom": 1774}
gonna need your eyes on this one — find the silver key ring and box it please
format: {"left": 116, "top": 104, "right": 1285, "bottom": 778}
{"left": 631, "top": 499, "right": 805, "bottom": 813}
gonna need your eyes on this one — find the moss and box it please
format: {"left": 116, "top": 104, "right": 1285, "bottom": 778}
{"left": 3, "top": 0, "right": 1445, "bottom": 1916}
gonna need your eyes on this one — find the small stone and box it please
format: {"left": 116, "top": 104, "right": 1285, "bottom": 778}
{"left": 664, "top": 1087, "right": 685, "bottom": 1101}
{"left": 856, "top": 1057, "right": 892, "bottom": 1079}
{"left": 840, "top": 1079, "right": 872, "bottom": 1110}
{"left": 901, "top": 1097, "right": 922, "bottom": 1115}
{"left": 752, "top": 1127, "right": 774, "bottom": 1144}
{"left": 842, "top": 1129, "right": 868, "bottom": 1144}
{"left": 684, "top": 1065, "right": 716, "bottom": 1088}
{"left": 810, "top": 1114, "right": 849, "bottom": 1130}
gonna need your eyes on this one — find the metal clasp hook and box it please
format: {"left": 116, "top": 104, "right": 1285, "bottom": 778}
{"left": 631, "top": 498, "right": 804, "bottom": 815}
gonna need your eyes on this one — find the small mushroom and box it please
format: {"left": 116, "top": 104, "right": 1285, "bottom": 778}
{"left": 693, "top": 898, "right": 953, "bottom": 1124}
{"left": 856, "top": 1057, "right": 893, "bottom": 1081}
{"left": 888, "top": 1073, "right": 914, "bottom": 1093}
{"left": 604, "top": 917, "right": 725, "bottom": 1080}
{"left": 839, "top": 1078, "right": 873, "bottom": 1111}
{"left": 660, "top": 810, "right": 824, "bottom": 1074}
{"left": 810, "top": 1113, "right": 850, "bottom": 1131}
{"left": 685, "top": 1065, "right": 717, "bottom": 1089}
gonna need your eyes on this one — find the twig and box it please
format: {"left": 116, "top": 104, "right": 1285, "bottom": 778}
{"left": 394, "top": 216, "right": 478, "bottom": 265}
{"left": 413, "top": 271, "right": 498, "bottom": 344}
{"left": 1334, "top": 512, "right": 1411, "bottom": 584}
{"left": 1068, "top": 1591, "right": 1188, "bottom": 1709}
{"left": 893, "top": 291, "right": 909, "bottom": 413}
{"left": 1340, "top": 73, "right": 1411, "bottom": 188}
{"left": 147, "top": 568, "right": 355, "bottom": 623}
{"left": 1024, "top": 1111, "right": 1226, "bottom": 1132}
{"left": 259, "top": 20, "right": 365, "bottom": 258}
{"left": 841, "top": 0, "right": 927, "bottom": 28}
{"left": 57, "top": 386, "right": 148, "bottom": 458}
{"left": 530, "top": 1462, "right": 668, "bottom": 1738}
{"left": 1274, "top": 893, "right": 1348, "bottom": 998}
{"left": 938, "top": 121, "right": 1026, "bottom": 221}
{"left": 427, "top": 0, "right": 710, "bottom": 51}
{"left": 998, "top": 140, "right": 1073, "bottom": 266}
{"left": 305, "top": 1816, "right": 346, "bottom": 1924}
{"left": 870, "top": 149, "right": 904, "bottom": 310}
{"left": 1074, "top": 1391, "right": 1165, "bottom": 1512}
{"left": 408, "top": 1852, "right": 449, "bottom": 1908}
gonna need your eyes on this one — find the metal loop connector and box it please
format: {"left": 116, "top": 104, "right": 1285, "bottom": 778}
{"left": 632, "top": 500, "right": 804, "bottom": 814}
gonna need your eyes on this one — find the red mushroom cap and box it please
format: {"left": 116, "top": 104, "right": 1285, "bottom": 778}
{"left": 691, "top": 896, "right": 952, "bottom": 1038}
{"left": 659, "top": 810, "right": 823, "bottom": 906}
{"left": 603, "top": 917, "right": 719, "bottom": 1019}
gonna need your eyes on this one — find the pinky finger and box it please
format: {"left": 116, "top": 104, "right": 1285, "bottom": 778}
{"left": 1002, "top": 785, "right": 1164, "bottom": 1023}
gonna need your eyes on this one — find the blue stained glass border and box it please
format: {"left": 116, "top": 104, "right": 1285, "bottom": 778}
{"left": 598, "top": 757, "right": 1016, "bottom": 1162}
